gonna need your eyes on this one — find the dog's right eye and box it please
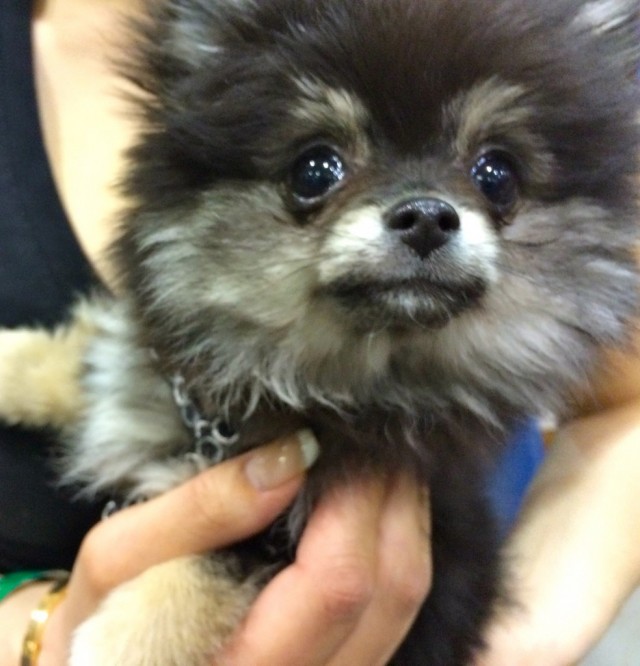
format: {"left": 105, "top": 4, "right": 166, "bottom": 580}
{"left": 289, "top": 145, "right": 347, "bottom": 208}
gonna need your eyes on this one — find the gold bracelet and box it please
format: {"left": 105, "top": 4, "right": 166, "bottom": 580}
{"left": 21, "top": 572, "right": 70, "bottom": 666}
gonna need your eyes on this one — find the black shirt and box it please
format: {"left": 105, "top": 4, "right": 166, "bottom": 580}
{"left": 0, "top": 0, "right": 103, "bottom": 571}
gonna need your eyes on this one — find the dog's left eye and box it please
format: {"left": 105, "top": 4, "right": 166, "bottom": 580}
{"left": 470, "top": 150, "right": 520, "bottom": 213}
{"left": 289, "top": 145, "right": 347, "bottom": 208}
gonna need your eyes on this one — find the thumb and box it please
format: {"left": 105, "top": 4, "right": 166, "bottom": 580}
{"left": 70, "top": 430, "right": 319, "bottom": 615}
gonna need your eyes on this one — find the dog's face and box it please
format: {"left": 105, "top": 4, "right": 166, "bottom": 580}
{"left": 118, "top": 0, "right": 640, "bottom": 413}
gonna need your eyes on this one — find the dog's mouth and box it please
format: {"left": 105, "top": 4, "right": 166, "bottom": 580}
{"left": 322, "top": 275, "right": 488, "bottom": 329}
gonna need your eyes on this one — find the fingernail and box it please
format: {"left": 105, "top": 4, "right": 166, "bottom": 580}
{"left": 245, "top": 429, "right": 319, "bottom": 491}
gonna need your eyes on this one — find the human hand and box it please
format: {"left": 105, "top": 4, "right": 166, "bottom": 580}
{"left": 475, "top": 400, "right": 640, "bottom": 666}
{"left": 37, "top": 432, "right": 316, "bottom": 664}
{"left": 37, "top": 433, "right": 431, "bottom": 665}
{"left": 219, "top": 473, "right": 432, "bottom": 666}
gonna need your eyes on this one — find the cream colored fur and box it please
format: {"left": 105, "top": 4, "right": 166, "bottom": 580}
{"left": 69, "top": 555, "right": 261, "bottom": 666}
{"left": 0, "top": 302, "right": 96, "bottom": 429}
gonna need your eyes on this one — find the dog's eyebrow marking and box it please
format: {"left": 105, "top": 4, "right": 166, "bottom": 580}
{"left": 448, "top": 77, "right": 555, "bottom": 184}
{"left": 448, "top": 78, "right": 532, "bottom": 153}
{"left": 291, "top": 77, "right": 371, "bottom": 142}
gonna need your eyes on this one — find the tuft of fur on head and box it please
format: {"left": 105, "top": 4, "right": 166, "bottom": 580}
{"left": 111, "top": 0, "right": 639, "bottom": 427}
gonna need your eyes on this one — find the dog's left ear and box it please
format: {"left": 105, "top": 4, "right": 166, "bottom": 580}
{"left": 575, "top": 0, "right": 639, "bottom": 71}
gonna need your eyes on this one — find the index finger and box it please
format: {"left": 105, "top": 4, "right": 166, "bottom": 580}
{"left": 70, "top": 432, "right": 318, "bottom": 612}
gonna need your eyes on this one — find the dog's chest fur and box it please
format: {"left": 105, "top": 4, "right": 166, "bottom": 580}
{"left": 61, "top": 295, "right": 518, "bottom": 513}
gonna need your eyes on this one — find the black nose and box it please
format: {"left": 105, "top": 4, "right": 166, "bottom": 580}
{"left": 385, "top": 198, "right": 460, "bottom": 258}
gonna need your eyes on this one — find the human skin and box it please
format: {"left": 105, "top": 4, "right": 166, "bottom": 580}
{"left": 476, "top": 352, "right": 640, "bottom": 666}
{"left": 42, "top": 448, "right": 431, "bottom": 665}
{"left": 1, "top": 437, "right": 431, "bottom": 666}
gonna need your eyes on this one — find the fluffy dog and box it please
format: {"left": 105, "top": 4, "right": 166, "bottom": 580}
{"left": 1, "top": 0, "right": 639, "bottom": 664}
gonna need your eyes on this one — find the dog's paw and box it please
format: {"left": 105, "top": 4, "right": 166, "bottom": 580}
{"left": 69, "top": 555, "right": 260, "bottom": 666}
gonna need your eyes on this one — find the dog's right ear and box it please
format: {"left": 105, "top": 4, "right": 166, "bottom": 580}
{"left": 118, "top": 0, "right": 277, "bottom": 134}
{"left": 577, "top": 0, "right": 638, "bottom": 30}
{"left": 161, "top": 0, "right": 253, "bottom": 70}
{"left": 574, "top": 0, "right": 640, "bottom": 72}
{"left": 138, "top": 0, "right": 242, "bottom": 74}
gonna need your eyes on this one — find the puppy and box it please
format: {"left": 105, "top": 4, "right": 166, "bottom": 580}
{"left": 1, "top": 1, "right": 639, "bottom": 664}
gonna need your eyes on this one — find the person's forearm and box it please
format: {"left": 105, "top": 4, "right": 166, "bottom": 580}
{"left": 527, "top": 396, "right": 640, "bottom": 603}
{"left": 0, "top": 582, "right": 50, "bottom": 666}
{"left": 477, "top": 397, "right": 640, "bottom": 666}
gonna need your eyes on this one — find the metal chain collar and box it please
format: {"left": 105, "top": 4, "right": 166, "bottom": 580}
{"left": 171, "top": 374, "right": 240, "bottom": 465}
{"left": 101, "top": 373, "right": 240, "bottom": 520}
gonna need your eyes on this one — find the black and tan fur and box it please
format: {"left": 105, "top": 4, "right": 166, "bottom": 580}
{"left": 0, "top": 1, "right": 639, "bottom": 664}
